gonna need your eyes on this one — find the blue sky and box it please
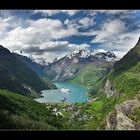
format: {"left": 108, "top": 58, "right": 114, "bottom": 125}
{"left": 0, "top": 10, "right": 140, "bottom": 62}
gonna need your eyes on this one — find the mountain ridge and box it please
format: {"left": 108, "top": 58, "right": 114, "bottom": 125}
{"left": 44, "top": 49, "right": 117, "bottom": 81}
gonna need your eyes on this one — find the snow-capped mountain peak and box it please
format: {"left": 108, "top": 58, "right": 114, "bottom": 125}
{"left": 66, "top": 49, "right": 117, "bottom": 62}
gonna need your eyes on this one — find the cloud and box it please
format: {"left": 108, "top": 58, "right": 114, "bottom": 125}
{"left": 64, "top": 19, "right": 79, "bottom": 29}
{"left": 0, "top": 18, "right": 78, "bottom": 51}
{"left": 96, "top": 10, "right": 131, "bottom": 15}
{"left": 0, "top": 10, "right": 140, "bottom": 61}
{"left": 91, "top": 19, "right": 127, "bottom": 44}
{"left": 22, "top": 41, "right": 89, "bottom": 54}
{"left": 78, "top": 17, "right": 95, "bottom": 29}
{"left": 21, "top": 41, "right": 90, "bottom": 62}
{"left": 64, "top": 17, "right": 95, "bottom": 32}
{"left": 0, "top": 18, "right": 9, "bottom": 32}
{"left": 34, "top": 10, "right": 79, "bottom": 16}
{"left": 34, "top": 10, "right": 58, "bottom": 16}
{"left": 61, "top": 10, "right": 79, "bottom": 16}
{"left": 113, "top": 51, "right": 128, "bottom": 59}
{"left": 90, "top": 18, "right": 140, "bottom": 57}
{"left": 88, "top": 10, "right": 135, "bottom": 16}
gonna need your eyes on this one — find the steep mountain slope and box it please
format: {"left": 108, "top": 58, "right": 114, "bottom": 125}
{"left": 0, "top": 45, "right": 56, "bottom": 97}
{"left": 69, "top": 62, "right": 113, "bottom": 93}
{"left": 113, "top": 37, "right": 140, "bottom": 76}
{"left": 101, "top": 37, "right": 140, "bottom": 130}
{"left": 13, "top": 53, "right": 56, "bottom": 90}
{"left": 106, "top": 37, "right": 140, "bottom": 97}
{"left": 0, "top": 89, "right": 64, "bottom": 129}
{"left": 77, "top": 37, "right": 140, "bottom": 130}
{"left": 44, "top": 49, "right": 117, "bottom": 81}
{"left": 13, "top": 53, "right": 46, "bottom": 76}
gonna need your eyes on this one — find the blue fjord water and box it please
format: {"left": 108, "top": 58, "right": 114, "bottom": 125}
{"left": 35, "top": 82, "right": 88, "bottom": 103}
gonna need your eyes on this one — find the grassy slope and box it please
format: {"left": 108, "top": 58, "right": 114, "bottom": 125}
{"left": 109, "top": 39, "right": 140, "bottom": 98}
{"left": 111, "top": 62, "right": 140, "bottom": 96}
{"left": 109, "top": 38, "right": 140, "bottom": 94}
{"left": 69, "top": 62, "right": 112, "bottom": 96}
{"left": 68, "top": 39, "right": 140, "bottom": 129}
{"left": 0, "top": 89, "right": 64, "bottom": 129}
{"left": 86, "top": 39, "right": 140, "bottom": 129}
{"left": 86, "top": 63, "right": 140, "bottom": 129}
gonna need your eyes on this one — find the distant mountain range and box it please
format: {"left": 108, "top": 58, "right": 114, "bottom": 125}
{"left": 44, "top": 49, "right": 118, "bottom": 81}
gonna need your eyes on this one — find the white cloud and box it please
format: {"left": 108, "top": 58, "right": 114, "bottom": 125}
{"left": 39, "top": 41, "right": 89, "bottom": 51}
{"left": 78, "top": 17, "right": 95, "bottom": 29}
{"left": 61, "top": 10, "right": 79, "bottom": 16}
{"left": 64, "top": 17, "right": 95, "bottom": 31}
{"left": 22, "top": 41, "right": 89, "bottom": 53}
{"left": 88, "top": 10, "right": 135, "bottom": 16}
{"left": 96, "top": 10, "right": 130, "bottom": 14}
{"left": 91, "top": 19, "right": 127, "bottom": 44}
{"left": 0, "top": 10, "right": 140, "bottom": 61}
{"left": 34, "top": 10, "right": 59, "bottom": 16}
{"left": 113, "top": 51, "right": 128, "bottom": 59}
{"left": 22, "top": 41, "right": 90, "bottom": 62}
{"left": 0, "top": 18, "right": 9, "bottom": 32}
{"left": 90, "top": 19, "right": 140, "bottom": 58}
{"left": 34, "top": 10, "right": 78, "bottom": 16}
{"left": 64, "top": 19, "right": 79, "bottom": 29}
{"left": 0, "top": 18, "right": 78, "bottom": 52}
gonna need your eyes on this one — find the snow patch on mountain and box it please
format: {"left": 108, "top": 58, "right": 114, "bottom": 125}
{"left": 66, "top": 49, "right": 117, "bottom": 62}
{"left": 67, "top": 50, "right": 79, "bottom": 59}
{"left": 13, "top": 50, "right": 50, "bottom": 66}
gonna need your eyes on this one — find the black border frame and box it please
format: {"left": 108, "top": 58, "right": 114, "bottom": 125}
{"left": 0, "top": 0, "right": 140, "bottom": 139}
{"left": 0, "top": 0, "right": 140, "bottom": 9}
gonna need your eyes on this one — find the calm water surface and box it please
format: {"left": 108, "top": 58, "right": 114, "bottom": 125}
{"left": 35, "top": 82, "right": 88, "bottom": 103}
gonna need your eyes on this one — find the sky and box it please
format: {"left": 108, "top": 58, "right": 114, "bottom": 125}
{"left": 0, "top": 10, "right": 140, "bottom": 62}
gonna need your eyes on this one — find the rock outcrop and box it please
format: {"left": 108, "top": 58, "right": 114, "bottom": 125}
{"left": 106, "top": 99, "right": 140, "bottom": 130}
{"left": 103, "top": 79, "right": 118, "bottom": 97}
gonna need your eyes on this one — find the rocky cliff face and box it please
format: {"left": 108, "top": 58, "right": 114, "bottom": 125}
{"left": 103, "top": 79, "right": 118, "bottom": 97}
{"left": 106, "top": 98, "right": 140, "bottom": 130}
{"left": 103, "top": 78, "right": 140, "bottom": 130}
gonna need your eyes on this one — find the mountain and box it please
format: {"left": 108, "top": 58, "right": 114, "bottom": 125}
{"left": 32, "top": 57, "right": 50, "bottom": 66}
{"left": 0, "top": 45, "right": 56, "bottom": 97}
{"left": 44, "top": 49, "right": 117, "bottom": 81}
{"left": 0, "top": 89, "right": 64, "bottom": 129}
{"left": 100, "top": 37, "right": 140, "bottom": 130}
{"left": 76, "top": 38, "right": 140, "bottom": 130}
{"left": 112, "top": 37, "right": 140, "bottom": 76}
{"left": 69, "top": 62, "right": 113, "bottom": 94}
{"left": 105, "top": 37, "right": 140, "bottom": 97}
{"left": 13, "top": 50, "right": 50, "bottom": 66}
{"left": 13, "top": 53, "right": 46, "bottom": 76}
